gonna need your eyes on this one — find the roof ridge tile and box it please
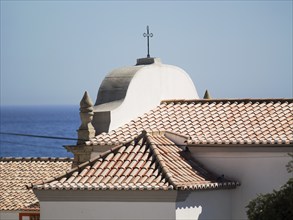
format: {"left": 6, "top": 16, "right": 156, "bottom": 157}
{"left": 31, "top": 131, "right": 238, "bottom": 191}
{"left": 161, "top": 98, "right": 293, "bottom": 105}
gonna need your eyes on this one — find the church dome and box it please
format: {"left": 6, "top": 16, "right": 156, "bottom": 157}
{"left": 92, "top": 57, "right": 199, "bottom": 134}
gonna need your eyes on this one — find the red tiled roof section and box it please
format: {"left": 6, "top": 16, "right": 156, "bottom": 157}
{"left": 0, "top": 157, "right": 72, "bottom": 211}
{"left": 32, "top": 132, "right": 239, "bottom": 191}
{"left": 20, "top": 202, "right": 40, "bottom": 211}
{"left": 90, "top": 99, "right": 293, "bottom": 145}
{"left": 147, "top": 133, "right": 230, "bottom": 189}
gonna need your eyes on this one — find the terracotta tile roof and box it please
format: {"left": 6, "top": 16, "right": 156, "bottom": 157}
{"left": 89, "top": 99, "right": 293, "bottom": 146}
{"left": 20, "top": 202, "right": 39, "bottom": 211}
{"left": 32, "top": 132, "right": 239, "bottom": 191}
{"left": 0, "top": 157, "right": 72, "bottom": 211}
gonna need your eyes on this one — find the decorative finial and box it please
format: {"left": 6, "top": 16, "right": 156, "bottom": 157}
{"left": 203, "top": 90, "right": 212, "bottom": 99}
{"left": 77, "top": 91, "right": 96, "bottom": 144}
{"left": 143, "top": 25, "right": 153, "bottom": 58}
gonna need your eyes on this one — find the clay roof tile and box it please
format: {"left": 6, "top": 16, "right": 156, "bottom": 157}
{"left": 0, "top": 157, "right": 72, "bottom": 211}
{"left": 32, "top": 132, "right": 239, "bottom": 191}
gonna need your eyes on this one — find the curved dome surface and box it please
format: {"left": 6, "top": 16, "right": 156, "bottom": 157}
{"left": 95, "top": 65, "right": 143, "bottom": 106}
{"left": 93, "top": 58, "right": 199, "bottom": 134}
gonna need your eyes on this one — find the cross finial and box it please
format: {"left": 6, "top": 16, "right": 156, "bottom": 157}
{"left": 143, "top": 25, "right": 153, "bottom": 58}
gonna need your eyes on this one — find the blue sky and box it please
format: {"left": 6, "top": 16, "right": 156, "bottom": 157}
{"left": 1, "top": 0, "right": 292, "bottom": 106}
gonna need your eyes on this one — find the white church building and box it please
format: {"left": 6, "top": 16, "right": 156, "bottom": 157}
{"left": 1, "top": 56, "right": 292, "bottom": 220}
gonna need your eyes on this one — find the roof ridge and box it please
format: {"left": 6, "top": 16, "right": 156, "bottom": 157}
{"left": 164, "top": 130, "right": 190, "bottom": 140}
{"left": 30, "top": 132, "right": 149, "bottom": 189}
{"left": 30, "top": 145, "right": 124, "bottom": 188}
{"left": 145, "top": 133, "right": 178, "bottom": 188}
{"left": 161, "top": 98, "right": 293, "bottom": 104}
{"left": 29, "top": 131, "right": 240, "bottom": 191}
{"left": 146, "top": 133, "right": 240, "bottom": 190}
{"left": 0, "top": 157, "right": 73, "bottom": 162}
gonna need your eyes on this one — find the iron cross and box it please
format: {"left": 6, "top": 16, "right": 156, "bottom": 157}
{"left": 143, "top": 26, "right": 153, "bottom": 58}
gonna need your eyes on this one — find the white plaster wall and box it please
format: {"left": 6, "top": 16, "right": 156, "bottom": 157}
{"left": 41, "top": 201, "right": 175, "bottom": 220}
{"left": 176, "top": 190, "right": 232, "bottom": 220}
{"left": 109, "top": 64, "right": 198, "bottom": 130}
{"left": 189, "top": 149, "right": 292, "bottom": 219}
{"left": 0, "top": 211, "right": 19, "bottom": 220}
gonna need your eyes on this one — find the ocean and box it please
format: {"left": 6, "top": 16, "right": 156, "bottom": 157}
{"left": 0, "top": 105, "right": 80, "bottom": 158}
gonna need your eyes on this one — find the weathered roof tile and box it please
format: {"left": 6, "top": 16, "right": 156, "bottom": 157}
{"left": 90, "top": 99, "right": 292, "bottom": 146}
{"left": 0, "top": 157, "right": 72, "bottom": 211}
{"left": 33, "top": 132, "right": 238, "bottom": 191}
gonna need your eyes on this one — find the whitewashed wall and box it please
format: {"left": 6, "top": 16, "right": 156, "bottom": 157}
{"left": 41, "top": 201, "right": 175, "bottom": 220}
{"left": 189, "top": 147, "right": 292, "bottom": 219}
{"left": 35, "top": 190, "right": 177, "bottom": 220}
{"left": 176, "top": 190, "right": 232, "bottom": 220}
{"left": 35, "top": 147, "right": 292, "bottom": 220}
{"left": 0, "top": 211, "right": 18, "bottom": 220}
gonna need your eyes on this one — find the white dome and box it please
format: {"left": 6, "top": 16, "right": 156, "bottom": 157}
{"left": 92, "top": 57, "right": 199, "bottom": 134}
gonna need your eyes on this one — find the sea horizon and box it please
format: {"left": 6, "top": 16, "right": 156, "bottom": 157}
{"left": 0, "top": 105, "right": 80, "bottom": 158}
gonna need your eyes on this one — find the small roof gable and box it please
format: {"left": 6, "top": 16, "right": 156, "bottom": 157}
{"left": 89, "top": 99, "right": 293, "bottom": 146}
{"left": 33, "top": 132, "right": 238, "bottom": 191}
{"left": 0, "top": 157, "right": 72, "bottom": 211}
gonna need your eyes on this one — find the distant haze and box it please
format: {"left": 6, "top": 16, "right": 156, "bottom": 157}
{"left": 1, "top": 1, "right": 292, "bottom": 106}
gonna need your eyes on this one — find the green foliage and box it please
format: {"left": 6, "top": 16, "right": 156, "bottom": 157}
{"left": 247, "top": 154, "right": 293, "bottom": 220}
{"left": 286, "top": 153, "right": 293, "bottom": 173}
{"left": 246, "top": 178, "right": 293, "bottom": 220}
